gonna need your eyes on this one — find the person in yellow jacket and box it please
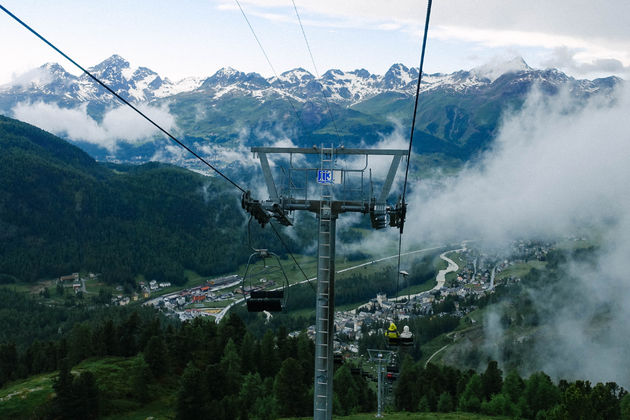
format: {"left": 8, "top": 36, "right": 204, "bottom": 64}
{"left": 385, "top": 322, "right": 399, "bottom": 340}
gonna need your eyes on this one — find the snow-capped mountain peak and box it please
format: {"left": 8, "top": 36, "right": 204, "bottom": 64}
{"left": 382, "top": 63, "right": 417, "bottom": 89}
{"left": 202, "top": 67, "right": 246, "bottom": 88}
{"left": 91, "top": 54, "right": 129, "bottom": 71}
{"left": 278, "top": 68, "right": 314, "bottom": 83}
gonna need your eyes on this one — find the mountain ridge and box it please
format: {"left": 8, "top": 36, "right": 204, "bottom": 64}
{"left": 0, "top": 55, "right": 622, "bottom": 164}
{"left": 4, "top": 54, "right": 620, "bottom": 106}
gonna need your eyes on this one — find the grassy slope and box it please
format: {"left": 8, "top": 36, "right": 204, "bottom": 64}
{"left": 0, "top": 357, "right": 177, "bottom": 420}
{"left": 288, "top": 413, "right": 508, "bottom": 420}
{"left": 0, "top": 361, "right": 506, "bottom": 420}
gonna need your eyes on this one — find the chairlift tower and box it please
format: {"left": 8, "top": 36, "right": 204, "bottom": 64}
{"left": 368, "top": 349, "right": 394, "bottom": 418}
{"left": 242, "top": 145, "right": 407, "bottom": 420}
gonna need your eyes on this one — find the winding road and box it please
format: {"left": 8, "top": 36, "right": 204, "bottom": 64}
{"left": 434, "top": 249, "right": 464, "bottom": 290}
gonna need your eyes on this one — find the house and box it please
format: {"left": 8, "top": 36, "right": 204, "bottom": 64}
{"left": 149, "top": 280, "right": 158, "bottom": 290}
{"left": 376, "top": 293, "right": 387, "bottom": 305}
{"left": 192, "top": 295, "right": 206, "bottom": 303}
{"left": 60, "top": 273, "right": 79, "bottom": 282}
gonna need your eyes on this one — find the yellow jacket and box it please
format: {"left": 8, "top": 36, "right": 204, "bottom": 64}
{"left": 385, "top": 322, "right": 399, "bottom": 339}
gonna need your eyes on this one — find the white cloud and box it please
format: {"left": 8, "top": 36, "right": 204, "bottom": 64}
{"left": 11, "top": 101, "right": 176, "bottom": 152}
{"left": 229, "top": 0, "right": 630, "bottom": 76}
{"left": 405, "top": 85, "right": 630, "bottom": 245}
{"left": 4, "top": 66, "right": 54, "bottom": 88}
{"left": 403, "top": 83, "right": 630, "bottom": 385}
{"left": 543, "top": 46, "right": 630, "bottom": 78}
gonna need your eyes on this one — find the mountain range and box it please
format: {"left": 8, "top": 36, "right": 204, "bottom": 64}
{"left": 0, "top": 55, "right": 622, "bottom": 165}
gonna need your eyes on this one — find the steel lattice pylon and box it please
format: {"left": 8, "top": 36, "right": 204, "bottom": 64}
{"left": 243, "top": 145, "right": 406, "bottom": 420}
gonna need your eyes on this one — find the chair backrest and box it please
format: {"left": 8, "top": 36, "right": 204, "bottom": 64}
{"left": 247, "top": 298, "right": 283, "bottom": 312}
{"left": 250, "top": 290, "right": 284, "bottom": 299}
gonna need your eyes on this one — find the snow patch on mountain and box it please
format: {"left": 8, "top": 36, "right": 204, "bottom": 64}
{"left": 154, "top": 76, "right": 204, "bottom": 97}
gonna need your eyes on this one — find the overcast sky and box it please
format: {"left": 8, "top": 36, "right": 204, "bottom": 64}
{"left": 1, "top": 0, "right": 629, "bottom": 85}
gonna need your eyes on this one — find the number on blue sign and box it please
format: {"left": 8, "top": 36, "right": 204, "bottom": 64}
{"left": 317, "top": 170, "right": 333, "bottom": 184}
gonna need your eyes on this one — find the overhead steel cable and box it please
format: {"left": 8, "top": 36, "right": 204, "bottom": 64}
{"left": 1, "top": 2, "right": 318, "bottom": 301}
{"left": 233, "top": 0, "right": 309, "bottom": 136}
{"left": 395, "top": 0, "right": 433, "bottom": 302}
{"left": 291, "top": 0, "right": 343, "bottom": 144}
{"left": 401, "top": 0, "right": 433, "bottom": 219}
{"left": 0, "top": 3, "right": 246, "bottom": 194}
{"left": 269, "top": 221, "right": 316, "bottom": 292}
{"left": 233, "top": 0, "right": 321, "bottom": 292}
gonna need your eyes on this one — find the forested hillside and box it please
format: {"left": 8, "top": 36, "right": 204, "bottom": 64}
{"left": 0, "top": 115, "right": 283, "bottom": 284}
{"left": 2, "top": 296, "right": 629, "bottom": 419}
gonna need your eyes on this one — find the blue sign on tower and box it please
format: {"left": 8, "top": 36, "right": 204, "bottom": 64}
{"left": 317, "top": 169, "right": 333, "bottom": 184}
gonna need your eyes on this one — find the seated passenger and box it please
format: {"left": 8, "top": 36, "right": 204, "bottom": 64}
{"left": 385, "top": 322, "right": 399, "bottom": 339}
{"left": 400, "top": 325, "right": 412, "bottom": 339}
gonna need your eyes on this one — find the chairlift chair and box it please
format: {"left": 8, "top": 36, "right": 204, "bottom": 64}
{"left": 399, "top": 325, "right": 413, "bottom": 346}
{"left": 385, "top": 321, "right": 414, "bottom": 347}
{"left": 385, "top": 321, "right": 401, "bottom": 346}
{"left": 241, "top": 249, "right": 289, "bottom": 312}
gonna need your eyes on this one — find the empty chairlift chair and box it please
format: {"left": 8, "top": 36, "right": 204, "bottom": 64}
{"left": 242, "top": 249, "right": 289, "bottom": 312}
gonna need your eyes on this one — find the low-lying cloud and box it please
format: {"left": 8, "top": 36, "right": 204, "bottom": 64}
{"left": 543, "top": 46, "right": 630, "bottom": 78}
{"left": 404, "top": 83, "right": 630, "bottom": 385}
{"left": 12, "top": 101, "right": 176, "bottom": 152}
{"left": 406, "top": 85, "right": 629, "bottom": 246}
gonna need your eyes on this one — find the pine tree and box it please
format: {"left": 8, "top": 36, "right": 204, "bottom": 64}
{"left": 333, "top": 364, "right": 359, "bottom": 415}
{"left": 620, "top": 393, "right": 630, "bottom": 420}
{"left": 240, "top": 332, "right": 256, "bottom": 374}
{"left": 481, "top": 393, "right": 514, "bottom": 416}
{"left": 0, "top": 342, "right": 18, "bottom": 386}
{"left": 144, "top": 335, "right": 168, "bottom": 378}
{"left": 274, "top": 357, "right": 307, "bottom": 417}
{"left": 481, "top": 360, "right": 503, "bottom": 400}
{"left": 131, "top": 355, "right": 152, "bottom": 403}
{"left": 73, "top": 371, "right": 99, "bottom": 419}
{"left": 395, "top": 356, "right": 419, "bottom": 411}
{"left": 590, "top": 382, "right": 622, "bottom": 420}
{"left": 51, "top": 359, "right": 76, "bottom": 416}
{"left": 259, "top": 330, "right": 279, "bottom": 378}
{"left": 238, "top": 372, "right": 264, "bottom": 420}
{"left": 522, "top": 371, "right": 561, "bottom": 418}
{"left": 563, "top": 381, "right": 595, "bottom": 420}
{"left": 176, "top": 362, "right": 207, "bottom": 420}
{"left": 458, "top": 374, "right": 483, "bottom": 413}
{"left": 437, "top": 392, "right": 454, "bottom": 412}
{"left": 502, "top": 370, "right": 525, "bottom": 404}
{"left": 220, "top": 339, "right": 243, "bottom": 396}
{"left": 417, "top": 395, "right": 430, "bottom": 412}
{"left": 68, "top": 323, "right": 93, "bottom": 364}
